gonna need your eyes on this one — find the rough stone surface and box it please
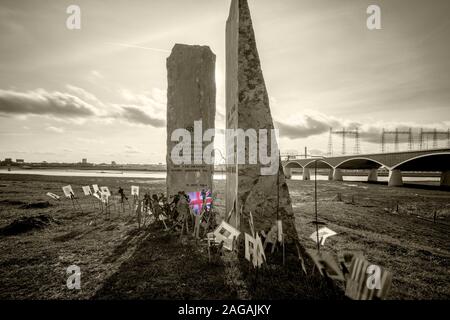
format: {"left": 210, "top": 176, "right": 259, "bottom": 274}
{"left": 166, "top": 44, "right": 216, "bottom": 197}
{"left": 225, "top": 0, "right": 297, "bottom": 243}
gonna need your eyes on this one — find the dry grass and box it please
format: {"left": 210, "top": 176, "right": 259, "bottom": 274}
{"left": 289, "top": 179, "right": 450, "bottom": 299}
{"left": 0, "top": 174, "right": 448, "bottom": 299}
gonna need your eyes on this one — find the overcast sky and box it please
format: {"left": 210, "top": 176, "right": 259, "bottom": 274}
{"left": 0, "top": 0, "right": 449, "bottom": 163}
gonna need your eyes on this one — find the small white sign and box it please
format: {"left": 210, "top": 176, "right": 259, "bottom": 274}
{"left": 101, "top": 192, "right": 109, "bottom": 204}
{"left": 82, "top": 186, "right": 92, "bottom": 196}
{"left": 213, "top": 220, "right": 241, "bottom": 251}
{"left": 62, "top": 185, "right": 74, "bottom": 198}
{"left": 100, "top": 186, "right": 111, "bottom": 197}
{"left": 254, "top": 234, "right": 266, "bottom": 268}
{"left": 131, "top": 185, "right": 139, "bottom": 196}
{"left": 277, "top": 220, "right": 283, "bottom": 242}
{"left": 310, "top": 227, "right": 337, "bottom": 246}
{"left": 245, "top": 232, "right": 266, "bottom": 268}
{"left": 244, "top": 233, "right": 256, "bottom": 262}
{"left": 46, "top": 192, "right": 60, "bottom": 200}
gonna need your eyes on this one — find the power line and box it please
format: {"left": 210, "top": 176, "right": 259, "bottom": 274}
{"left": 327, "top": 127, "right": 333, "bottom": 157}
{"left": 419, "top": 129, "right": 450, "bottom": 149}
{"left": 331, "top": 127, "right": 361, "bottom": 155}
{"left": 381, "top": 128, "right": 413, "bottom": 152}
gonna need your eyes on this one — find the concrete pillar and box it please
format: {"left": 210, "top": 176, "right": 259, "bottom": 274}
{"left": 302, "top": 168, "right": 310, "bottom": 181}
{"left": 368, "top": 169, "right": 378, "bottom": 182}
{"left": 333, "top": 168, "right": 343, "bottom": 181}
{"left": 388, "top": 169, "right": 403, "bottom": 187}
{"left": 284, "top": 167, "right": 292, "bottom": 179}
{"left": 440, "top": 170, "right": 450, "bottom": 187}
{"left": 328, "top": 169, "right": 333, "bottom": 181}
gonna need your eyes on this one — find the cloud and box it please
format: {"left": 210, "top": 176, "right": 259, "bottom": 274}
{"left": 124, "top": 145, "right": 142, "bottom": 154}
{"left": 119, "top": 87, "right": 166, "bottom": 117}
{"left": 0, "top": 87, "right": 166, "bottom": 128}
{"left": 0, "top": 89, "right": 98, "bottom": 118}
{"left": 45, "top": 126, "right": 64, "bottom": 133}
{"left": 119, "top": 105, "right": 165, "bottom": 127}
{"left": 76, "top": 137, "right": 105, "bottom": 145}
{"left": 275, "top": 111, "right": 449, "bottom": 143}
{"left": 90, "top": 70, "right": 104, "bottom": 79}
{"left": 105, "top": 42, "right": 170, "bottom": 53}
{"left": 275, "top": 114, "right": 337, "bottom": 139}
{"left": 65, "top": 85, "right": 104, "bottom": 106}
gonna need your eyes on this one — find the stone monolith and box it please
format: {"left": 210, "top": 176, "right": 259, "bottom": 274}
{"left": 225, "top": 0, "right": 297, "bottom": 243}
{"left": 166, "top": 44, "right": 216, "bottom": 197}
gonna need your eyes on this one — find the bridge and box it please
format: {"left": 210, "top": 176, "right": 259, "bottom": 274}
{"left": 282, "top": 148, "right": 450, "bottom": 187}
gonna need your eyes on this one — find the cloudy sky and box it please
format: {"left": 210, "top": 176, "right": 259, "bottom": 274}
{"left": 0, "top": 0, "right": 449, "bottom": 164}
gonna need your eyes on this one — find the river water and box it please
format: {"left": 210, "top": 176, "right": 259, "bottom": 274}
{"left": 0, "top": 168, "right": 440, "bottom": 183}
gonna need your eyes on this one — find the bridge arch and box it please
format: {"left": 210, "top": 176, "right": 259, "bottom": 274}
{"left": 284, "top": 161, "right": 303, "bottom": 169}
{"left": 303, "top": 159, "right": 334, "bottom": 169}
{"left": 334, "top": 157, "right": 386, "bottom": 170}
{"left": 390, "top": 152, "right": 450, "bottom": 171}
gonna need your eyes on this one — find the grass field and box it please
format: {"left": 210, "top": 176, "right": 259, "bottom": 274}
{"left": 0, "top": 173, "right": 448, "bottom": 299}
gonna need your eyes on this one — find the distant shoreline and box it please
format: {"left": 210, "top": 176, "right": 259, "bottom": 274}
{"left": 0, "top": 166, "right": 441, "bottom": 178}
{"left": 0, "top": 165, "right": 167, "bottom": 172}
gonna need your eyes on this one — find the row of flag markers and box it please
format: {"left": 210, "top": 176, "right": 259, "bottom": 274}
{"left": 46, "top": 184, "right": 393, "bottom": 300}
{"left": 207, "top": 211, "right": 280, "bottom": 269}
{"left": 307, "top": 226, "right": 392, "bottom": 300}
{"left": 45, "top": 184, "right": 115, "bottom": 204}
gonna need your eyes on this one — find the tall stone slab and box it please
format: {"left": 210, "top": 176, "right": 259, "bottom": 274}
{"left": 225, "top": 0, "right": 297, "bottom": 242}
{"left": 166, "top": 44, "right": 216, "bottom": 197}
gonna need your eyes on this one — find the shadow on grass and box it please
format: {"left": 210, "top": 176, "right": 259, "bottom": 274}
{"left": 234, "top": 241, "right": 345, "bottom": 300}
{"left": 93, "top": 224, "right": 237, "bottom": 299}
{"left": 93, "top": 222, "right": 344, "bottom": 300}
